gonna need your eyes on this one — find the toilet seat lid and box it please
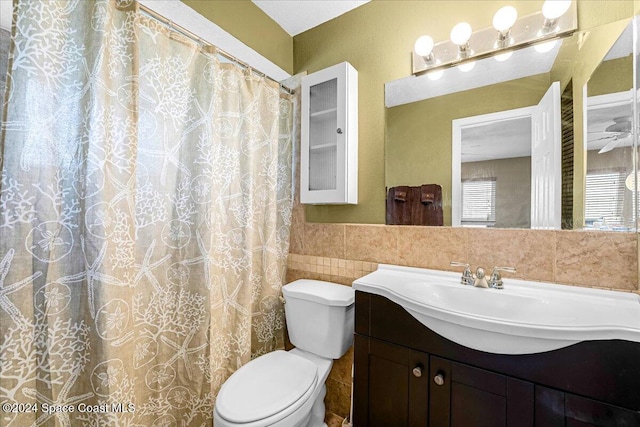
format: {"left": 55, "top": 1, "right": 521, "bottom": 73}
{"left": 216, "top": 350, "right": 318, "bottom": 424}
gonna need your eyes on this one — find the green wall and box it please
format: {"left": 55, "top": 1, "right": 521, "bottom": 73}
{"left": 182, "top": 0, "right": 293, "bottom": 74}
{"left": 293, "top": 0, "right": 635, "bottom": 224}
{"left": 587, "top": 56, "right": 633, "bottom": 97}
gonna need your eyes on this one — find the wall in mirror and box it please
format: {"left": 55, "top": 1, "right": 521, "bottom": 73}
{"left": 385, "top": 17, "right": 636, "bottom": 230}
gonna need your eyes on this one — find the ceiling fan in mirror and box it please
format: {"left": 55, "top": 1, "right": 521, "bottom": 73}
{"left": 588, "top": 116, "right": 632, "bottom": 154}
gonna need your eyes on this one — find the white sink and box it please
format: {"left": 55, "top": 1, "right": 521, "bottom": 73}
{"left": 353, "top": 264, "right": 640, "bottom": 354}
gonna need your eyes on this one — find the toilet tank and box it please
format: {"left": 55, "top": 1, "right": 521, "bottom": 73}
{"left": 282, "top": 279, "right": 355, "bottom": 359}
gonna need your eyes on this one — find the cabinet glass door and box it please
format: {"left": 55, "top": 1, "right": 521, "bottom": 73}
{"left": 300, "top": 61, "right": 356, "bottom": 204}
{"left": 308, "top": 78, "right": 338, "bottom": 192}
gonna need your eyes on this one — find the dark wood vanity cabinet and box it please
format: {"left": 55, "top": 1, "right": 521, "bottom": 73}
{"left": 353, "top": 291, "right": 640, "bottom": 427}
{"left": 354, "top": 336, "right": 429, "bottom": 426}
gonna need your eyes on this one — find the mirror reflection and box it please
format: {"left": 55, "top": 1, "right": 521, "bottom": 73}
{"left": 584, "top": 23, "right": 634, "bottom": 231}
{"left": 456, "top": 111, "right": 533, "bottom": 228}
{"left": 385, "top": 19, "right": 635, "bottom": 230}
{"left": 452, "top": 81, "right": 562, "bottom": 229}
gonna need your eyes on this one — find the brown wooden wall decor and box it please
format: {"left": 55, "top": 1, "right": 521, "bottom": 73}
{"left": 386, "top": 184, "right": 443, "bottom": 226}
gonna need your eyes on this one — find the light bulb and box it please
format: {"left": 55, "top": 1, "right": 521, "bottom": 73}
{"left": 458, "top": 61, "right": 476, "bottom": 72}
{"left": 625, "top": 173, "right": 636, "bottom": 191}
{"left": 534, "top": 39, "right": 558, "bottom": 53}
{"left": 494, "top": 51, "right": 513, "bottom": 62}
{"left": 493, "top": 6, "right": 518, "bottom": 33}
{"left": 414, "top": 35, "right": 434, "bottom": 57}
{"left": 427, "top": 68, "right": 444, "bottom": 80}
{"left": 450, "top": 22, "right": 472, "bottom": 46}
{"left": 542, "top": 0, "right": 571, "bottom": 20}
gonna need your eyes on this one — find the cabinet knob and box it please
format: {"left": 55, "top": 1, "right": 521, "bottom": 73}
{"left": 412, "top": 366, "right": 423, "bottom": 377}
{"left": 433, "top": 373, "right": 445, "bottom": 386}
{"left": 336, "top": 128, "right": 343, "bottom": 134}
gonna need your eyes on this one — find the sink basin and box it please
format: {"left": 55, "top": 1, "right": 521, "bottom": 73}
{"left": 353, "top": 264, "right": 640, "bottom": 354}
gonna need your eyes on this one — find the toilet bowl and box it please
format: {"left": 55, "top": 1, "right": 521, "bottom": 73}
{"left": 214, "top": 279, "right": 355, "bottom": 427}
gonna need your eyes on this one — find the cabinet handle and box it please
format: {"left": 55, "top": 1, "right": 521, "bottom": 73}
{"left": 336, "top": 128, "right": 343, "bottom": 134}
{"left": 412, "top": 366, "right": 423, "bottom": 377}
{"left": 433, "top": 373, "right": 445, "bottom": 386}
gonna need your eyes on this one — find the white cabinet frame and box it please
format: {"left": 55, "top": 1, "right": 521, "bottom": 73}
{"left": 301, "top": 62, "right": 358, "bottom": 204}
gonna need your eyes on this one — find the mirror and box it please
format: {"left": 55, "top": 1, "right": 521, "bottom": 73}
{"left": 584, "top": 23, "right": 635, "bottom": 231}
{"left": 385, "top": 18, "right": 636, "bottom": 230}
{"left": 453, "top": 105, "right": 535, "bottom": 229}
{"left": 452, "top": 81, "right": 563, "bottom": 229}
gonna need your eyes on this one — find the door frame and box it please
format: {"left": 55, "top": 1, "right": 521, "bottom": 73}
{"left": 452, "top": 106, "right": 536, "bottom": 227}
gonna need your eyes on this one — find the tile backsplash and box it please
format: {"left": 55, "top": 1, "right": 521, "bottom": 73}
{"left": 289, "top": 222, "right": 639, "bottom": 292}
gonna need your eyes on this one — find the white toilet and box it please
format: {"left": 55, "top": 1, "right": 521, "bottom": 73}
{"left": 214, "top": 279, "right": 355, "bottom": 427}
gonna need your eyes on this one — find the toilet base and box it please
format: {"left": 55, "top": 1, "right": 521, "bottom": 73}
{"left": 307, "top": 384, "right": 326, "bottom": 427}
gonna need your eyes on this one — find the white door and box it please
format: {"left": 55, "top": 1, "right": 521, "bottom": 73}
{"left": 531, "top": 81, "right": 561, "bottom": 229}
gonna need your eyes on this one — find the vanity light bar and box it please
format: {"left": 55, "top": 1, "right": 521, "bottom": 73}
{"left": 412, "top": 1, "right": 577, "bottom": 75}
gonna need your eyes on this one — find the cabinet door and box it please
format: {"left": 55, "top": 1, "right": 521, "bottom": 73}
{"left": 429, "top": 356, "right": 534, "bottom": 427}
{"left": 353, "top": 336, "right": 429, "bottom": 427}
{"left": 301, "top": 62, "right": 357, "bottom": 204}
{"left": 535, "top": 386, "right": 640, "bottom": 427}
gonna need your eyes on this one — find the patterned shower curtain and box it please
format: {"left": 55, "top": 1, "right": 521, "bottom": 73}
{"left": 0, "top": 0, "right": 294, "bottom": 425}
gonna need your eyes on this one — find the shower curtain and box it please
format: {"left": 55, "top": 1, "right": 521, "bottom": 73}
{"left": 0, "top": 0, "right": 294, "bottom": 425}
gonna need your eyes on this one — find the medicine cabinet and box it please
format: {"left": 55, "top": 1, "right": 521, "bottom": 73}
{"left": 301, "top": 62, "right": 358, "bottom": 204}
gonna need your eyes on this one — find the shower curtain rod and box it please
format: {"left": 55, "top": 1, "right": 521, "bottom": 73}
{"left": 139, "top": 4, "right": 295, "bottom": 94}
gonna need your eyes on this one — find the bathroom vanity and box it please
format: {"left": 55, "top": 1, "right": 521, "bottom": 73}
{"left": 352, "top": 265, "right": 640, "bottom": 426}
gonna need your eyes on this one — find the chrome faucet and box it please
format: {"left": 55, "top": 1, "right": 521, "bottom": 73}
{"left": 488, "top": 266, "right": 516, "bottom": 289}
{"left": 473, "top": 267, "right": 489, "bottom": 288}
{"left": 450, "top": 262, "right": 474, "bottom": 286}
{"left": 451, "top": 262, "right": 516, "bottom": 289}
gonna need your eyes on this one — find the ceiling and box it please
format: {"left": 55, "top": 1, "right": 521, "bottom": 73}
{"left": 252, "top": 0, "right": 370, "bottom": 36}
{"left": 462, "top": 118, "right": 532, "bottom": 163}
{"left": 461, "top": 89, "right": 634, "bottom": 164}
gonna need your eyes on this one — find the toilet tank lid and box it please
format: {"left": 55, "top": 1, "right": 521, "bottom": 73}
{"left": 283, "top": 279, "right": 355, "bottom": 306}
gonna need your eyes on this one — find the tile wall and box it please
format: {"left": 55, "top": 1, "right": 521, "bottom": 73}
{"left": 289, "top": 223, "right": 639, "bottom": 291}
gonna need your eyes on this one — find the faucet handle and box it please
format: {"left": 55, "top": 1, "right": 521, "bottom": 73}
{"left": 450, "top": 261, "right": 470, "bottom": 268}
{"left": 450, "top": 262, "right": 473, "bottom": 286}
{"left": 489, "top": 266, "right": 516, "bottom": 289}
